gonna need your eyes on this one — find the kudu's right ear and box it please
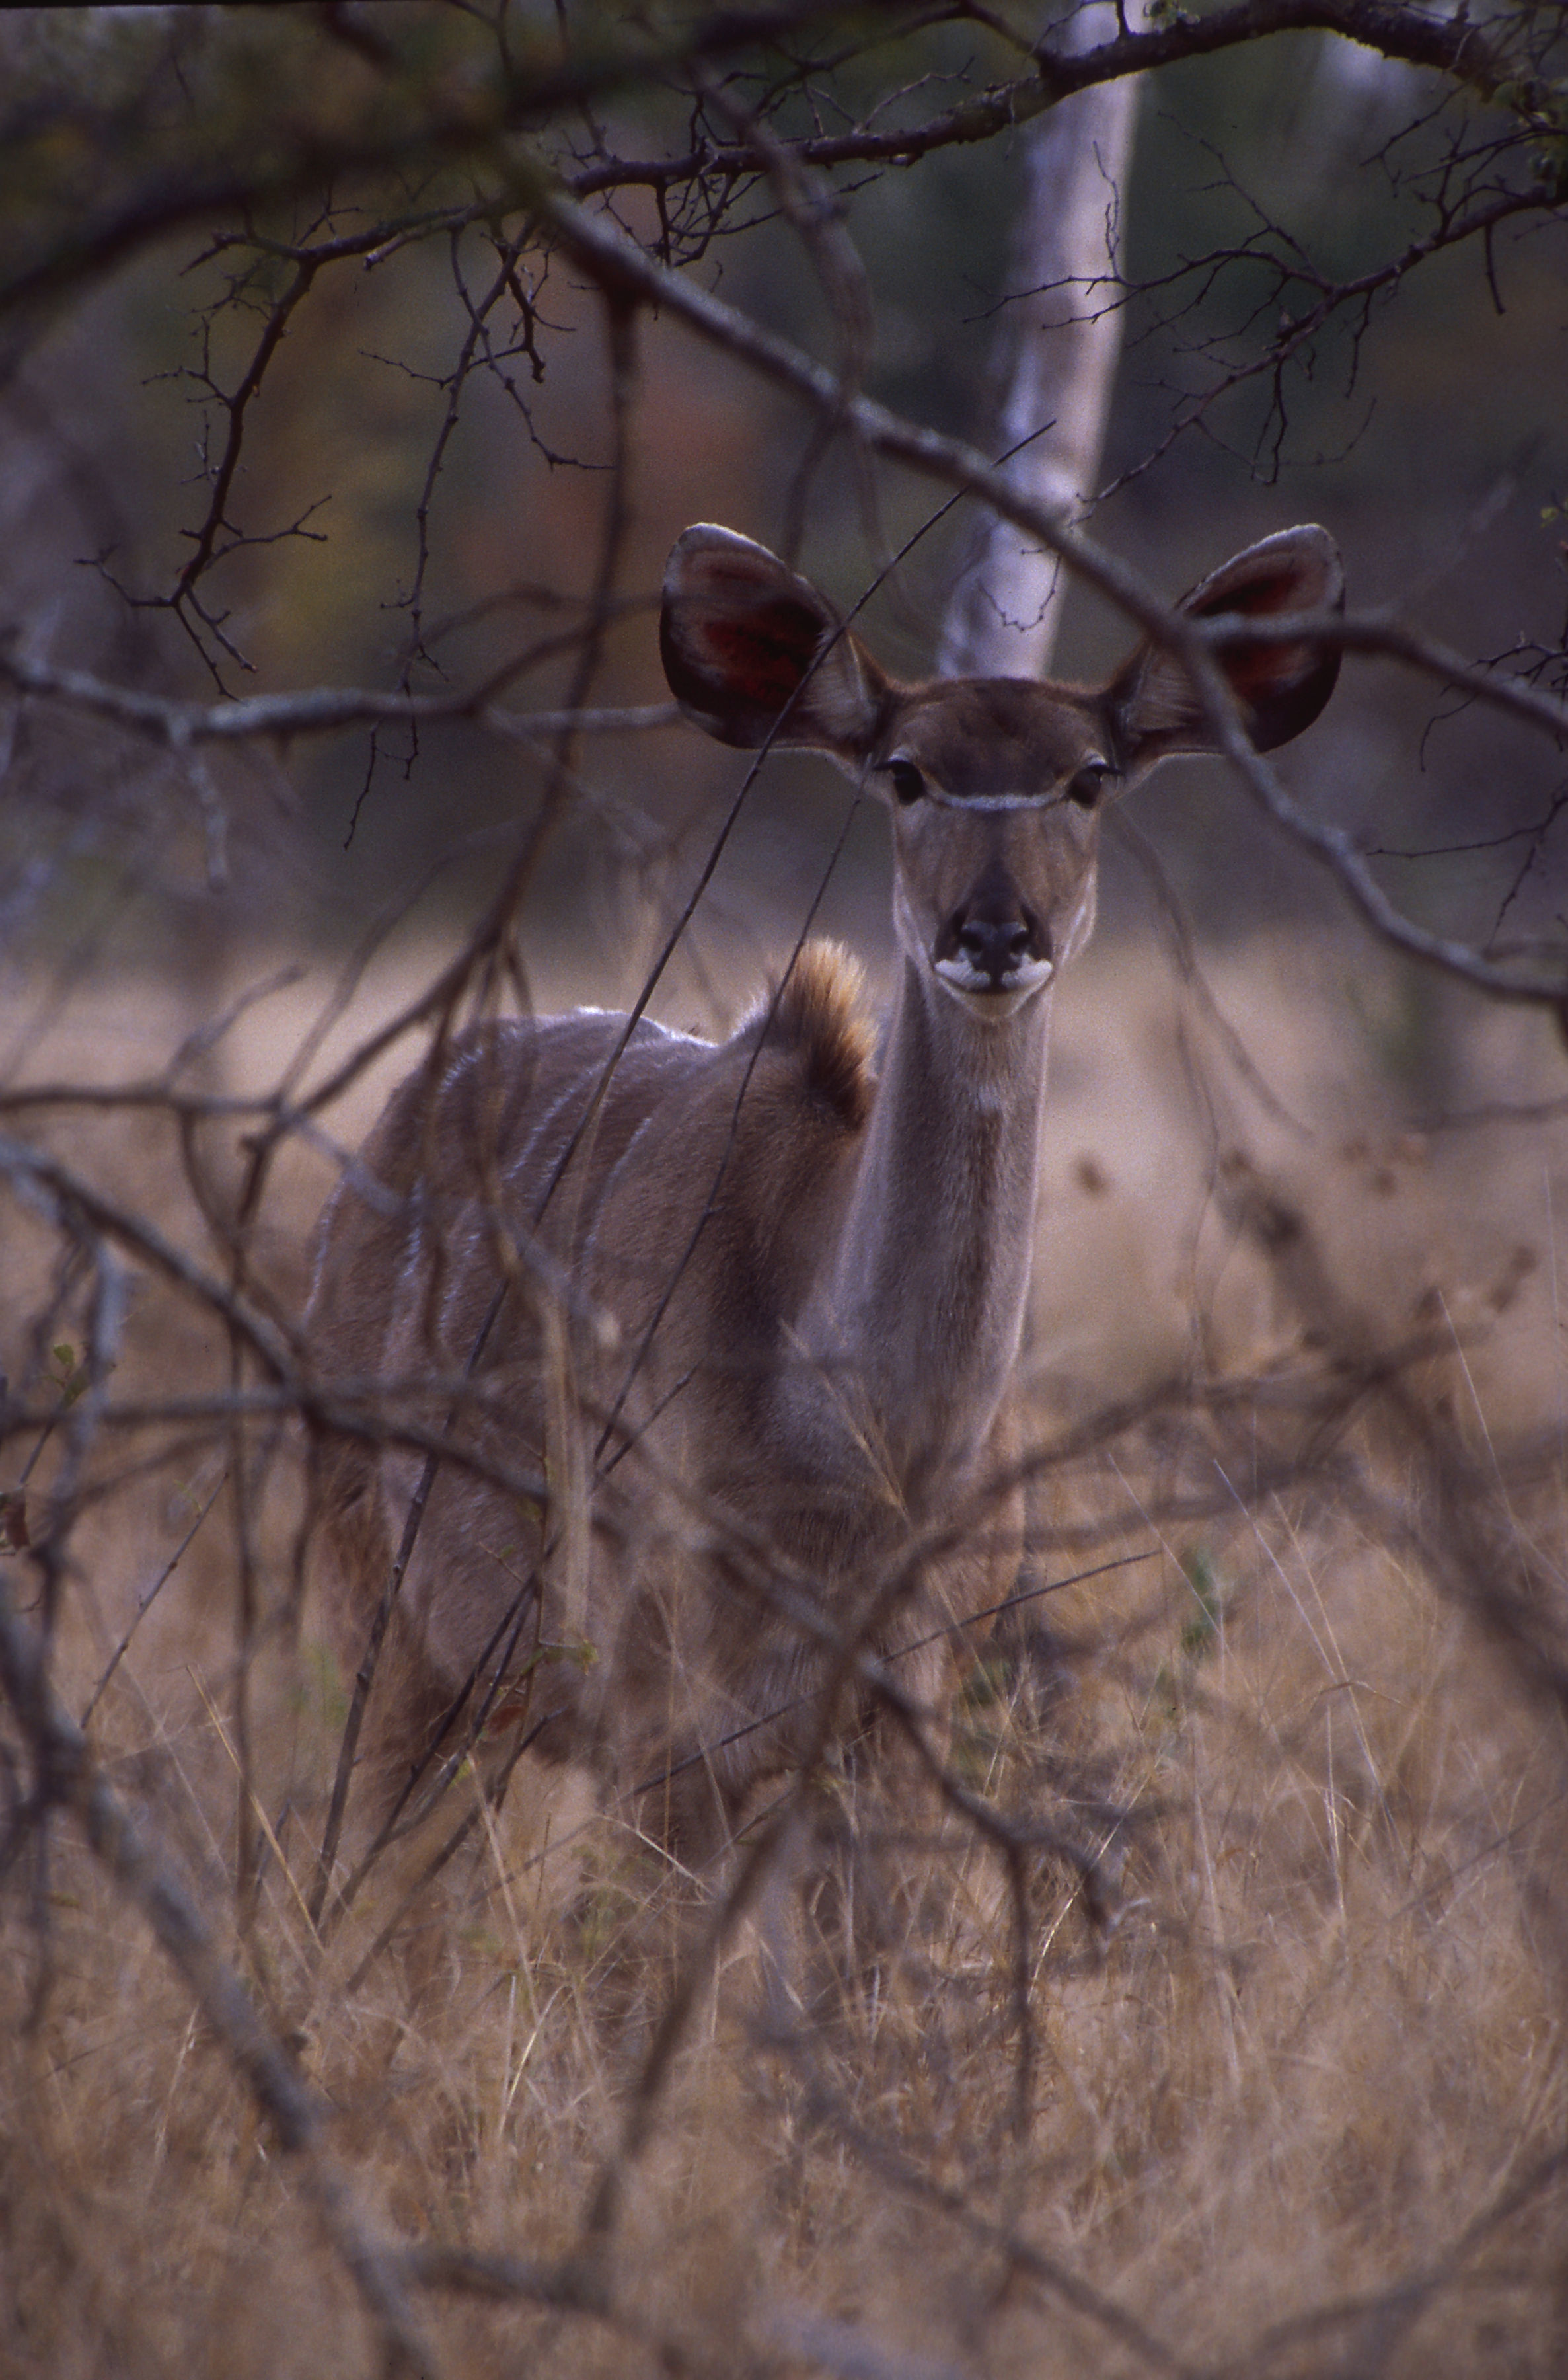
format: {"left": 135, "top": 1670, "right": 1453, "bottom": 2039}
{"left": 1109, "top": 524, "right": 1345, "bottom": 773}
{"left": 661, "top": 525, "right": 890, "bottom": 761}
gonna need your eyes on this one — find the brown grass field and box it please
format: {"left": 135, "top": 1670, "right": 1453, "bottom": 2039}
{"left": 3, "top": 925, "right": 1568, "bottom": 2380}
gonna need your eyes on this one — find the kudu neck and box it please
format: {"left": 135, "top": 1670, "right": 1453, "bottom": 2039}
{"left": 811, "top": 953, "right": 1055, "bottom": 1488}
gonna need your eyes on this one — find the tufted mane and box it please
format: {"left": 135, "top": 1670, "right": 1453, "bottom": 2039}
{"left": 745, "top": 939, "right": 875, "bottom": 1132}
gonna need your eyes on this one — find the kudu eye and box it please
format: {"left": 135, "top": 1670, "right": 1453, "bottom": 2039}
{"left": 885, "top": 759, "right": 926, "bottom": 807}
{"left": 1067, "top": 759, "right": 1113, "bottom": 810}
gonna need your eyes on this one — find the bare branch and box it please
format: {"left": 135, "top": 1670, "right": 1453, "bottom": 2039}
{"left": 0, "top": 1571, "right": 439, "bottom": 2379}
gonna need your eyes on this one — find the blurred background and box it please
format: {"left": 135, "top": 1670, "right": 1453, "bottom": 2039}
{"left": 1, "top": 3, "right": 1564, "bottom": 1076}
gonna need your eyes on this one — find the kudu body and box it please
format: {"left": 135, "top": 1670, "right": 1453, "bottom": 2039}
{"left": 309, "top": 521, "right": 1343, "bottom": 1864}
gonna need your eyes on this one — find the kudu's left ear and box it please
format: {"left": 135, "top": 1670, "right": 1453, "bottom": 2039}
{"left": 661, "top": 525, "right": 890, "bottom": 761}
{"left": 1109, "top": 525, "right": 1345, "bottom": 771}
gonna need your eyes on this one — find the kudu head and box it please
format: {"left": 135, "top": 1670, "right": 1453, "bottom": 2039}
{"left": 661, "top": 523, "right": 1343, "bottom": 1018}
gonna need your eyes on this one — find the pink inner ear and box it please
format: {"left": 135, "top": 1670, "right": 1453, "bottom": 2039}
{"left": 1229, "top": 644, "right": 1312, "bottom": 702}
{"left": 1191, "top": 566, "right": 1308, "bottom": 621}
{"left": 691, "top": 597, "right": 823, "bottom": 706}
{"left": 1192, "top": 560, "right": 1330, "bottom": 699}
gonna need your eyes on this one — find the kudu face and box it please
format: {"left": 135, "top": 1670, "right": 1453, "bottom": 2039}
{"left": 660, "top": 522, "right": 1344, "bottom": 1018}
{"left": 879, "top": 681, "right": 1107, "bottom": 1017}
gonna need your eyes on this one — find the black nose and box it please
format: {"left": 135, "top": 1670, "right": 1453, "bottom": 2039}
{"left": 957, "top": 915, "right": 1033, "bottom": 986}
{"left": 938, "top": 894, "right": 1048, "bottom": 988}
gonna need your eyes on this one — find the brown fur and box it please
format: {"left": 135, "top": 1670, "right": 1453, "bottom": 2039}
{"left": 306, "top": 956, "right": 907, "bottom": 1861}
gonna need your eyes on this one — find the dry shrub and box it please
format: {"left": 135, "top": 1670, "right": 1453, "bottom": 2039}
{"left": 3, "top": 933, "right": 1568, "bottom": 2379}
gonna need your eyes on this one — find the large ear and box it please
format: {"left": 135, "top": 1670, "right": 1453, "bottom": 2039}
{"left": 1109, "top": 525, "right": 1344, "bottom": 771}
{"left": 660, "top": 525, "right": 889, "bottom": 761}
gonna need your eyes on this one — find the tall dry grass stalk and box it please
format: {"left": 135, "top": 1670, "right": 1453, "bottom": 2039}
{"left": 3, "top": 934, "right": 1567, "bottom": 2379}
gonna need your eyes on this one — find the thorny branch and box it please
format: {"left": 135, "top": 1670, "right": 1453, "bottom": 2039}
{"left": 3, "top": 0, "right": 1562, "bottom": 960}
{"left": 1, "top": 1, "right": 1559, "bottom": 339}
{"left": 7, "top": 339, "right": 1567, "bottom": 1004}
{"left": 5, "top": 600, "right": 1565, "bottom": 761}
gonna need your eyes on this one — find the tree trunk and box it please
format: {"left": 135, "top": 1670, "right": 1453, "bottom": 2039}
{"left": 937, "top": 3, "right": 1142, "bottom": 681}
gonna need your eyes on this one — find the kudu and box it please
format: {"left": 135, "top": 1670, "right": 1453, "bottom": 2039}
{"left": 308, "top": 520, "right": 1343, "bottom": 1870}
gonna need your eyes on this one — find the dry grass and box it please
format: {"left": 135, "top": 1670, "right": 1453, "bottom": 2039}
{"left": 3, "top": 929, "right": 1568, "bottom": 2380}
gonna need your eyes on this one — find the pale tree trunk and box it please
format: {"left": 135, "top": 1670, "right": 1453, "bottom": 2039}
{"left": 937, "top": 3, "right": 1142, "bottom": 681}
